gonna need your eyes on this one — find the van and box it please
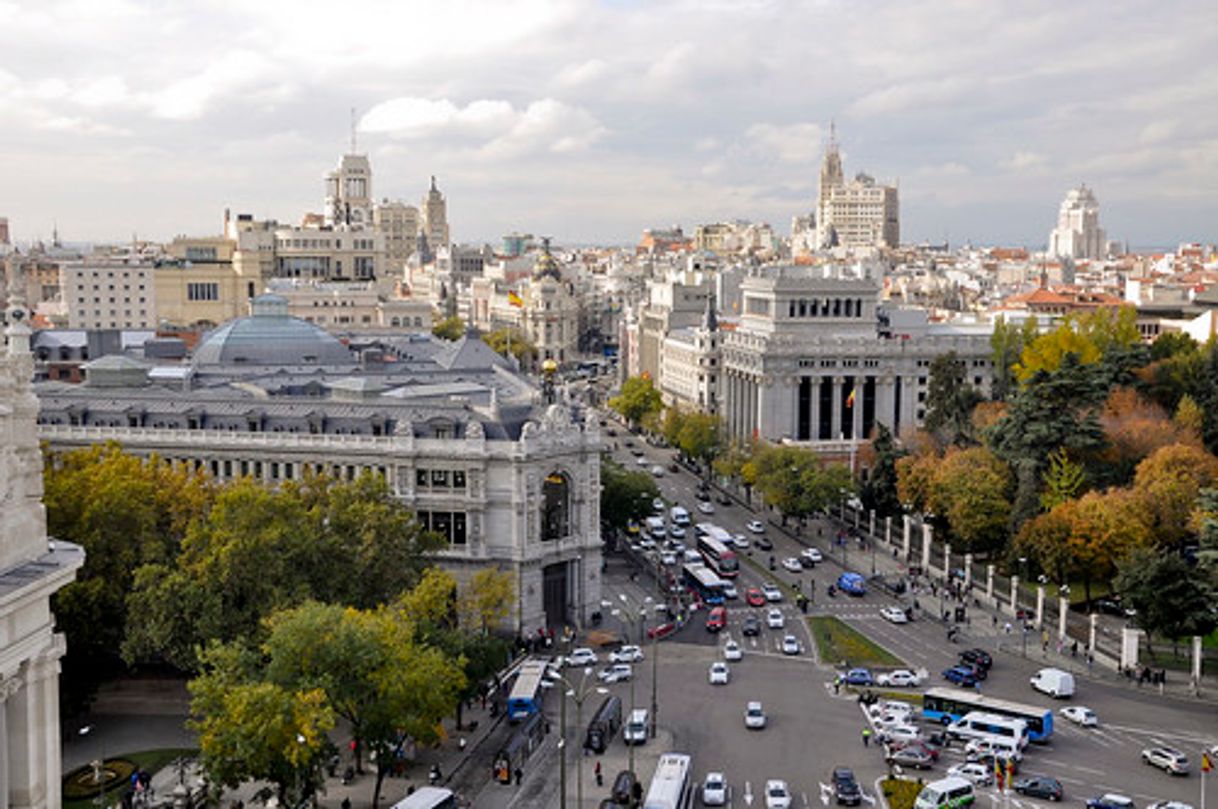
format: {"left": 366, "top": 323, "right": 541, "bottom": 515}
{"left": 1030, "top": 667, "right": 1075, "bottom": 698}
{"left": 947, "top": 712, "right": 1029, "bottom": 749}
{"left": 584, "top": 695, "right": 622, "bottom": 754}
{"left": 610, "top": 770, "right": 640, "bottom": 806}
{"left": 670, "top": 506, "right": 690, "bottom": 527}
{"left": 623, "top": 708, "right": 648, "bottom": 745}
{"left": 706, "top": 606, "right": 727, "bottom": 633}
{"left": 645, "top": 517, "right": 665, "bottom": 539}
{"left": 913, "top": 777, "right": 975, "bottom": 809}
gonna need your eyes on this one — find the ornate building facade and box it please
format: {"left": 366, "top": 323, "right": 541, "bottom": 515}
{"left": 1048, "top": 185, "right": 1107, "bottom": 261}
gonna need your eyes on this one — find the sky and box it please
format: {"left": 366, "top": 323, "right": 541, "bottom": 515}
{"left": 1, "top": 0, "right": 1216, "bottom": 249}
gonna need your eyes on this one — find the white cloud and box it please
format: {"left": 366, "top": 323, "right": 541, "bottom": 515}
{"left": 553, "top": 59, "right": 608, "bottom": 90}
{"left": 1001, "top": 151, "right": 1047, "bottom": 171}
{"left": 744, "top": 123, "right": 824, "bottom": 164}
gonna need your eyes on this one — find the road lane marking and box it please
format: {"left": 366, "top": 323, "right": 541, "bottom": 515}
{"left": 1068, "top": 765, "right": 1105, "bottom": 775}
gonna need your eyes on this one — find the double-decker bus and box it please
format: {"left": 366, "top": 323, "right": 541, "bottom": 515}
{"left": 922, "top": 687, "right": 1054, "bottom": 742}
{"left": 682, "top": 563, "right": 726, "bottom": 605}
{"left": 696, "top": 531, "right": 739, "bottom": 578}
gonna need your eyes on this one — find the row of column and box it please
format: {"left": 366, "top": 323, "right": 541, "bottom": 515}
{"left": 2, "top": 647, "right": 63, "bottom": 809}
{"left": 725, "top": 371, "right": 760, "bottom": 440}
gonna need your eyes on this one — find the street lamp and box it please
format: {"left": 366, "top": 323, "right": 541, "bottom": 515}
{"left": 611, "top": 603, "right": 648, "bottom": 775}
{"left": 544, "top": 667, "right": 607, "bottom": 809}
{"left": 621, "top": 592, "right": 660, "bottom": 739}
{"left": 79, "top": 725, "right": 104, "bottom": 809}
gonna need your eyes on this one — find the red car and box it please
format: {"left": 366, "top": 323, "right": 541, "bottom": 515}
{"left": 706, "top": 606, "right": 727, "bottom": 633}
{"left": 745, "top": 588, "right": 766, "bottom": 607}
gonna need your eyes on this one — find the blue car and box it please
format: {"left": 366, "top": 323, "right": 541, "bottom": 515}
{"left": 837, "top": 572, "right": 866, "bottom": 596}
{"left": 844, "top": 668, "right": 874, "bottom": 686}
{"left": 942, "top": 666, "right": 978, "bottom": 687}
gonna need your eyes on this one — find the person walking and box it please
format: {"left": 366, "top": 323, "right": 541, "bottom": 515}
{"left": 514, "top": 767, "right": 523, "bottom": 786}
{"left": 862, "top": 727, "right": 872, "bottom": 747}
{"left": 595, "top": 760, "right": 603, "bottom": 787}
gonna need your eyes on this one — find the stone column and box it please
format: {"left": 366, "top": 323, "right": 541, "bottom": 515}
{"left": 943, "top": 543, "right": 952, "bottom": 580}
{"left": 0, "top": 681, "right": 9, "bottom": 809}
{"left": 1009, "top": 575, "right": 1020, "bottom": 617}
{"left": 1035, "top": 585, "right": 1045, "bottom": 629}
{"left": 902, "top": 515, "right": 911, "bottom": 561}
{"left": 852, "top": 378, "right": 864, "bottom": 440}
{"left": 1120, "top": 627, "right": 1140, "bottom": 672}
{"left": 869, "top": 510, "right": 875, "bottom": 539}
{"left": 885, "top": 516, "right": 892, "bottom": 547}
{"left": 963, "top": 553, "right": 973, "bottom": 591}
{"left": 920, "top": 523, "right": 932, "bottom": 573}
{"left": 810, "top": 376, "right": 821, "bottom": 440}
{"left": 1058, "top": 596, "right": 1069, "bottom": 641}
{"left": 5, "top": 670, "right": 34, "bottom": 809}
{"left": 1191, "top": 635, "right": 1203, "bottom": 693}
{"left": 830, "top": 376, "right": 843, "bottom": 439}
{"left": 985, "top": 564, "right": 995, "bottom": 599}
{"left": 1088, "top": 613, "right": 1098, "bottom": 655}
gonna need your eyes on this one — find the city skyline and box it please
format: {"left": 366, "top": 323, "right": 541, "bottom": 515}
{"left": 2, "top": 0, "right": 1216, "bottom": 248}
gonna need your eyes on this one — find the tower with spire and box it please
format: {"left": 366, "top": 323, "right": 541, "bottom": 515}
{"left": 421, "top": 176, "right": 450, "bottom": 252}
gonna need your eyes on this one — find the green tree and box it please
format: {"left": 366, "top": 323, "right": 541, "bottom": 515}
{"left": 1040, "top": 448, "right": 1086, "bottom": 511}
{"left": 860, "top": 425, "right": 906, "bottom": 517}
{"left": 924, "top": 351, "right": 983, "bottom": 445}
{"left": 432, "top": 315, "right": 465, "bottom": 341}
{"left": 1194, "top": 488, "right": 1218, "bottom": 579}
{"left": 926, "top": 447, "right": 1012, "bottom": 554}
{"left": 608, "top": 375, "right": 663, "bottom": 428}
{"left": 481, "top": 327, "right": 535, "bottom": 363}
{"left": 751, "top": 445, "right": 854, "bottom": 523}
{"left": 989, "top": 315, "right": 1027, "bottom": 401}
{"left": 599, "top": 458, "right": 660, "bottom": 532}
{"left": 1131, "top": 443, "right": 1218, "bottom": 548}
{"left": 459, "top": 568, "right": 515, "bottom": 635}
{"left": 1115, "top": 548, "right": 1217, "bottom": 653}
{"left": 1150, "top": 331, "right": 1198, "bottom": 362}
{"left": 660, "top": 406, "right": 686, "bottom": 448}
{"left": 676, "top": 412, "right": 722, "bottom": 474}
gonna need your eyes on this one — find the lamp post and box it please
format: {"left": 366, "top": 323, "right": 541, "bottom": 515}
{"left": 620, "top": 592, "right": 659, "bottom": 740}
{"left": 611, "top": 599, "right": 648, "bottom": 776}
{"left": 545, "top": 667, "right": 607, "bottom": 809}
{"left": 79, "top": 725, "right": 104, "bottom": 809}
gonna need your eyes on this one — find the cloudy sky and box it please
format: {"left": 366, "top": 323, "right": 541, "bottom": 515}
{"left": 2, "top": 0, "right": 1216, "bottom": 249}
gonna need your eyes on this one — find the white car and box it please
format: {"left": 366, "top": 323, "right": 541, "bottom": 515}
{"left": 565, "top": 648, "right": 597, "bottom": 667}
{"left": 724, "top": 640, "right": 743, "bottom": 661}
{"left": 650, "top": 465, "right": 665, "bottom": 477}
{"left": 767, "top": 608, "right": 785, "bottom": 629}
{"left": 765, "top": 779, "right": 792, "bottom": 809}
{"left": 762, "top": 583, "right": 783, "bottom": 602}
{"left": 733, "top": 533, "right": 750, "bottom": 549}
{"left": 651, "top": 497, "right": 665, "bottom": 512}
{"left": 610, "top": 645, "right": 643, "bottom": 664}
{"left": 635, "top": 455, "right": 648, "bottom": 466}
{"left": 947, "top": 763, "right": 994, "bottom": 787}
{"left": 747, "top": 520, "right": 766, "bottom": 534}
{"left": 722, "top": 583, "right": 739, "bottom": 600}
{"left": 868, "top": 700, "right": 916, "bottom": 722}
{"left": 879, "top": 724, "right": 921, "bottom": 744}
{"left": 800, "top": 548, "right": 823, "bottom": 566}
{"left": 745, "top": 701, "right": 767, "bottom": 729}
{"left": 781, "top": 557, "right": 803, "bottom": 573}
{"left": 597, "top": 663, "right": 632, "bottom": 683}
{"left": 781, "top": 635, "right": 801, "bottom": 655}
{"left": 660, "top": 552, "right": 677, "bottom": 566}
{"left": 703, "top": 772, "right": 728, "bottom": 806}
{"left": 881, "top": 606, "right": 909, "bottom": 624}
{"left": 669, "top": 525, "right": 686, "bottom": 539}
{"left": 709, "top": 662, "right": 730, "bottom": 685}
{"left": 1060, "top": 706, "right": 1098, "bottom": 727}
{"left": 697, "top": 501, "right": 715, "bottom": 515}
{"left": 876, "top": 669, "right": 921, "bottom": 687}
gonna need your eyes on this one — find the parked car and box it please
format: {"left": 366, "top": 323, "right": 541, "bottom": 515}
{"left": 844, "top": 668, "right": 873, "bottom": 686}
{"left": 709, "top": 662, "right": 730, "bottom": 685}
{"left": 876, "top": 669, "right": 921, "bottom": 687}
{"left": 946, "top": 763, "right": 993, "bottom": 787}
{"left": 886, "top": 746, "right": 934, "bottom": 769}
{"left": 881, "top": 607, "right": 909, "bottom": 624}
{"left": 703, "top": 772, "right": 728, "bottom": 807}
{"left": 890, "top": 739, "right": 940, "bottom": 762}
{"left": 832, "top": 767, "right": 862, "bottom": 806}
{"left": 1013, "top": 777, "right": 1063, "bottom": 801}
{"left": 610, "top": 645, "right": 644, "bottom": 663}
{"left": 1142, "top": 746, "right": 1190, "bottom": 775}
{"left": 1060, "top": 706, "right": 1098, "bottom": 727}
{"left": 878, "top": 724, "right": 921, "bottom": 745}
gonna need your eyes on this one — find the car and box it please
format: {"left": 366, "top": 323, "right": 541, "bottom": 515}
{"left": 722, "top": 582, "right": 739, "bottom": 600}
{"left": 668, "top": 525, "right": 686, "bottom": 539}
{"left": 637, "top": 537, "right": 656, "bottom": 549}
{"left": 965, "top": 738, "right": 1022, "bottom": 761}
{"left": 610, "top": 645, "right": 644, "bottom": 663}
{"left": 718, "top": 494, "right": 732, "bottom": 506}
{"left": 942, "top": 666, "right": 978, "bottom": 687}
{"left": 765, "top": 779, "right": 792, "bottom": 809}
{"left": 868, "top": 700, "right": 916, "bottom": 722}
{"left": 703, "top": 772, "right": 728, "bottom": 806}
{"left": 781, "top": 634, "right": 801, "bottom": 655}
{"left": 709, "top": 662, "right": 730, "bottom": 685}
{"left": 754, "top": 536, "right": 774, "bottom": 551}
{"left": 844, "top": 668, "right": 873, "bottom": 686}
{"left": 724, "top": 640, "right": 743, "bottom": 661}
{"left": 1013, "top": 777, "right": 1064, "bottom": 801}
{"left": 742, "top": 614, "right": 762, "bottom": 636}
{"left": 660, "top": 552, "right": 677, "bottom": 566}
{"left": 959, "top": 648, "right": 993, "bottom": 670}
{"left": 886, "top": 746, "right": 934, "bottom": 769}
{"left": 1142, "top": 746, "right": 1190, "bottom": 775}
{"left": 747, "top": 520, "right": 765, "bottom": 534}
{"left": 597, "top": 663, "right": 633, "bottom": 683}
{"left": 781, "top": 557, "right": 803, "bottom": 573}
{"left": 946, "top": 763, "right": 994, "bottom": 787}
{"left": 800, "top": 548, "right": 823, "bottom": 567}
{"left": 697, "top": 501, "right": 715, "bottom": 515}
{"left": 746, "top": 588, "right": 766, "bottom": 607}
{"left": 1093, "top": 597, "right": 1137, "bottom": 618}
{"left": 836, "top": 572, "right": 866, "bottom": 596}
{"left": 1086, "top": 794, "right": 1136, "bottom": 809}
{"left": 695, "top": 490, "right": 711, "bottom": 502}
{"left": 732, "top": 534, "right": 750, "bottom": 550}
{"left": 890, "top": 739, "right": 941, "bottom": 762}
{"left": 876, "top": 669, "right": 921, "bottom": 687}
{"left": 635, "top": 455, "right": 649, "bottom": 466}
{"left": 881, "top": 607, "right": 909, "bottom": 624}
{"left": 966, "top": 750, "right": 1018, "bottom": 773}
{"left": 565, "top": 648, "right": 597, "bottom": 667}
{"left": 762, "top": 583, "right": 783, "bottom": 602}
{"left": 745, "top": 701, "right": 767, "bottom": 729}
{"left": 650, "top": 465, "right": 665, "bottom": 477}
{"left": 1146, "top": 802, "right": 1194, "bottom": 809}
{"left": 955, "top": 661, "right": 987, "bottom": 681}
{"left": 879, "top": 724, "right": 921, "bottom": 745}
{"left": 832, "top": 767, "right": 862, "bottom": 806}
{"left": 767, "top": 608, "right": 785, "bottom": 629}
{"left": 1060, "top": 706, "right": 1098, "bottom": 727}
{"left": 706, "top": 606, "right": 727, "bottom": 633}
{"left": 651, "top": 497, "right": 665, "bottom": 511}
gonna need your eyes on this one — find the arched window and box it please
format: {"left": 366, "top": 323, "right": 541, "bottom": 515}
{"left": 541, "top": 471, "right": 570, "bottom": 541}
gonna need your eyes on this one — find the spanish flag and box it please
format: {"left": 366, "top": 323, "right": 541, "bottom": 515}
{"left": 846, "top": 387, "right": 857, "bottom": 408}
{"left": 508, "top": 290, "right": 524, "bottom": 308}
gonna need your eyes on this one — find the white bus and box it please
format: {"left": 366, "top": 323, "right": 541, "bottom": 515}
{"left": 390, "top": 787, "right": 458, "bottom": 809}
{"left": 947, "top": 711, "right": 1029, "bottom": 749}
{"left": 644, "top": 752, "right": 694, "bottom": 809}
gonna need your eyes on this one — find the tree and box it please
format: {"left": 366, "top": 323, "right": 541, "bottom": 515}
{"left": 481, "top": 327, "right": 535, "bottom": 363}
{"left": 895, "top": 452, "right": 938, "bottom": 514}
{"left": 989, "top": 315, "right": 1026, "bottom": 402}
{"left": 1015, "top": 322, "right": 1101, "bottom": 382}
{"left": 44, "top": 443, "right": 213, "bottom": 711}
{"left": 1039, "top": 448, "right": 1086, "bottom": 511}
{"left": 750, "top": 444, "right": 854, "bottom": 523}
{"left": 608, "top": 375, "right": 663, "bottom": 428}
{"left": 432, "top": 315, "right": 465, "bottom": 341}
{"left": 459, "top": 568, "right": 515, "bottom": 635}
{"left": 860, "top": 425, "right": 906, "bottom": 517}
{"left": 924, "top": 352, "right": 983, "bottom": 445}
{"left": 1193, "top": 488, "right": 1218, "bottom": 579}
{"left": 1150, "top": 331, "right": 1198, "bottom": 362}
{"left": 1115, "top": 548, "right": 1217, "bottom": 653}
{"left": 1038, "top": 489, "right": 1151, "bottom": 602}
{"left": 1131, "top": 443, "right": 1218, "bottom": 548}
{"left": 676, "top": 412, "right": 722, "bottom": 474}
{"left": 925, "top": 447, "right": 1012, "bottom": 554}
{"left": 1096, "top": 387, "right": 1188, "bottom": 487}
{"left": 599, "top": 459, "right": 660, "bottom": 532}
{"left": 660, "top": 406, "right": 685, "bottom": 448}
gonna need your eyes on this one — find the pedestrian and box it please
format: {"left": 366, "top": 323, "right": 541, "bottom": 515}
{"left": 834, "top": 676, "right": 841, "bottom": 695}
{"left": 515, "top": 767, "right": 523, "bottom": 786}
{"left": 862, "top": 727, "right": 872, "bottom": 747}
{"left": 1003, "top": 621, "right": 1012, "bottom": 635}
{"left": 341, "top": 799, "right": 352, "bottom": 809}
{"left": 1071, "top": 640, "right": 1078, "bottom": 657}
{"left": 973, "top": 679, "right": 982, "bottom": 694}
{"left": 596, "top": 760, "right": 603, "bottom": 787}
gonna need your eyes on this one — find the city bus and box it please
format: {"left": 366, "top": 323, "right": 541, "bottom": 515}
{"left": 922, "top": 687, "right": 1054, "bottom": 742}
{"left": 682, "top": 564, "right": 726, "bottom": 605}
{"left": 389, "top": 787, "right": 458, "bottom": 809}
{"left": 696, "top": 532, "right": 739, "bottom": 579}
{"left": 644, "top": 752, "right": 694, "bottom": 809}
{"left": 506, "top": 659, "right": 549, "bottom": 723}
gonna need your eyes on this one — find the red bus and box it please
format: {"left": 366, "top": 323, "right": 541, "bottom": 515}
{"left": 697, "top": 533, "right": 739, "bottom": 578}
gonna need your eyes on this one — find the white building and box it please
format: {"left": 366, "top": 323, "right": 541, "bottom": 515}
{"left": 659, "top": 298, "right": 722, "bottom": 414}
{"left": 815, "top": 128, "right": 899, "bottom": 251}
{"left": 1, "top": 256, "right": 85, "bottom": 809}
{"left": 60, "top": 257, "right": 157, "bottom": 330}
{"left": 1048, "top": 185, "right": 1107, "bottom": 260}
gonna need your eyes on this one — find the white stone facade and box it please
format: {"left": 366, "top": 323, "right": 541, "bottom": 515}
{"left": 1048, "top": 185, "right": 1107, "bottom": 260}
{"left": 60, "top": 259, "right": 156, "bottom": 330}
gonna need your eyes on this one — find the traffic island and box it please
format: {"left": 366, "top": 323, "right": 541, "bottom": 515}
{"left": 879, "top": 776, "right": 924, "bottom": 809}
{"left": 808, "top": 616, "right": 904, "bottom": 668}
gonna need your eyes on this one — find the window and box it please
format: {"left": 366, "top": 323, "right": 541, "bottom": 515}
{"left": 453, "top": 470, "right": 466, "bottom": 488}
{"left": 416, "top": 469, "right": 428, "bottom": 487}
{"left": 187, "top": 282, "right": 219, "bottom": 301}
{"left": 418, "top": 510, "right": 468, "bottom": 545}
{"left": 431, "top": 469, "right": 450, "bottom": 488}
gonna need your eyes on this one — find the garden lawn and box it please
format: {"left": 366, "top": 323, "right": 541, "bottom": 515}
{"left": 808, "top": 615, "right": 903, "bottom": 668}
